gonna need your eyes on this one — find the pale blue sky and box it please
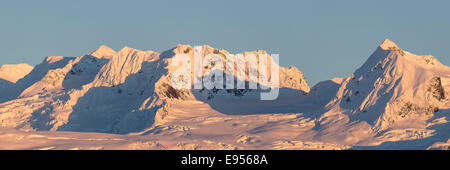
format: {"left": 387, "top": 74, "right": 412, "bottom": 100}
{"left": 0, "top": 0, "right": 449, "bottom": 86}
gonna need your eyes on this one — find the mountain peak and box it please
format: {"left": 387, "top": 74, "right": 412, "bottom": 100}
{"left": 44, "top": 56, "right": 66, "bottom": 64}
{"left": 97, "top": 45, "right": 114, "bottom": 51}
{"left": 116, "top": 46, "right": 138, "bottom": 55}
{"left": 0, "top": 63, "right": 34, "bottom": 83}
{"left": 116, "top": 46, "right": 155, "bottom": 56}
{"left": 379, "top": 38, "right": 399, "bottom": 50}
{"left": 89, "top": 45, "right": 116, "bottom": 59}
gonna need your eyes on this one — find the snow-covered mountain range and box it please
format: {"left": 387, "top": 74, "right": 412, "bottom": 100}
{"left": 0, "top": 39, "right": 448, "bottom": 150}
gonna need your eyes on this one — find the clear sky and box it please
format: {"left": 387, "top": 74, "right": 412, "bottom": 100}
{"left": 1, "top": 0, "right": 449, "bottom": 86}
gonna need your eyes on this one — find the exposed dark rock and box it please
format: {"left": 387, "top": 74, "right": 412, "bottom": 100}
{"left": 428, "top": 77, "right": 445, "bottom": 101}
{"left": 159, "top": 83, "right": 188, "bottom": 100}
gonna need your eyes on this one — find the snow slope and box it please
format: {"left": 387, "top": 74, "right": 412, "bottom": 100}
{"left": 319, "top": 39, "right": 449, "bottom": 131}
{"left": 0, "top": 39, "right": 448, "bottom": 150}
{"left": 304, "top": 38, "right": 450, "bottom": 148}
{"left": 0, "top": 44, "right": 310, "bottom": 134}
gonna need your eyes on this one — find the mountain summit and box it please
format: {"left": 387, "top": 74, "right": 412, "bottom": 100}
{"left": 309, "top": 38, "right": 449, "bottom": 139}
{"left": 89, "top": 45, "right": 116, "bottom": 59}
{"left": 379, "top": 38, "right": 399, "bottom": 50}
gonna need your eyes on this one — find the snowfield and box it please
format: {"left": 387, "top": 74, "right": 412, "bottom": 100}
{"left": 0, "top": 39, "right": 448, "bottom": 150}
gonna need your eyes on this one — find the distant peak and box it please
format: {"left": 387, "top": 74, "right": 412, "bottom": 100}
{"left": 119, "top": 46, "right": 131, "bottom": 51}
{"left": 117, "top": 46, "right": 142, "bottom": 53}
{"left": 0, "top": 63, "right": 34, "bottom": 83}
{"left": 116, "top": 46, "right": 155, "bottom": 57}
{"left": 90, "top": 45, "right": 116, "bottom": 59}
{"left": 97, "top": 45, "right": 115, "bottom": 52}
{"left": 175, "top": 44, "right": 192, "bottom": 49}
{"left": 45, "top": 56, "right": 65, "bottom": 64}
{"left": 380, "top": 38, "right": 399, "bottom": 50}
{"left": 0, "top": 63, "right": 32, "bottom": 69}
